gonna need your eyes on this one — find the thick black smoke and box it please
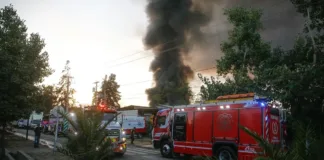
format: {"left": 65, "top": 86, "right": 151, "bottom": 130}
{"left": 144, "top": 0, "right": 214, "bottom": 106}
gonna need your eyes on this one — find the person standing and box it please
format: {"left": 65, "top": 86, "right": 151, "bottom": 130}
{"left": 130, "top": 127, "right": 136, "bottom": 144}
{"left": 34, "top": 124, "right": 41, "bottom": 148}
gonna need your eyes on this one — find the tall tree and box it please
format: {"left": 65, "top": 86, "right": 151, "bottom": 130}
{"left": 101, "top": 74, "right": 121, "bottom": 109}
{"left": 198, "top": 7, "right": 266, "bottom": 101}
{"left": 35, "top": 85, "right": 58, "bottom": 113}
{"left": 0, "top": 5, "right": 52, "bottom": 157}
{"left": 200, "top": 6, "right": 324, "bottom": 133}
{"left": 56, "top": 60, "right": 76, "bottom": 110}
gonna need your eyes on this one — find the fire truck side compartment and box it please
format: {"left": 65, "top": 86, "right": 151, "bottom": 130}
{"left": 238, "top": 108, "right": 263, "bottom": 145}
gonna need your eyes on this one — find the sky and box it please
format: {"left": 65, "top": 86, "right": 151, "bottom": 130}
{"left": 0, "top": 0, "right": 210, "bottom": 107}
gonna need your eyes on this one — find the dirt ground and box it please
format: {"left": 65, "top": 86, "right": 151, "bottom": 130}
{"left": 5, "top": 133, "right": 71, "bottom": 160}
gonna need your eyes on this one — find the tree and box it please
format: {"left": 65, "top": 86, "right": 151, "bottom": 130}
{"left": 290, "top": 0, "right": 324, "bottom": 64}
{"left": 35, "top": 85, "right": 58, "bottom": 113}
{"left": 146, "top": 83, "right": 193, "bottom": 107}
{"left": 198, "top": 7, "right": 266, "bottom": 101}
{"left": 0, "top": 5, "right": 52, "bottom": 157}
{"left": 240, "top": 121, "right": 324, "bottom": 160}
{"left": 57, "top": 110, "right": 117, "bottom": 160}
{"left": 198, "top": 71, "right": 255, "bottom": 101}
{"left": 56, "top": 60, "right": 76, "bottom": 110}
{"left": 101, "top": 74, "right": 121, "bottom": 109}
{"left": 200, "top": 6, "right": 324, "bottom": 135}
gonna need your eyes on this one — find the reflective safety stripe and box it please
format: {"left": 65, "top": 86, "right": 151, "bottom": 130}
{"left": 174, "top": 145, "right": 212, "bottom": 150}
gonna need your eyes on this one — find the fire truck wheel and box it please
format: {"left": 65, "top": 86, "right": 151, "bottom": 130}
{"left": 215, "top": 146, "right": 236, "bottom": 160}
{"left": 160, "top": 141, "right": 173, "bottom": 158}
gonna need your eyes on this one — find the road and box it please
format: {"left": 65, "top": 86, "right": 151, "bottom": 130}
{"left": 13, "top": 128, "right": 182, "bottom": 160}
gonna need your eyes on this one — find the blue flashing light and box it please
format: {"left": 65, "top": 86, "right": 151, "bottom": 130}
{"left": 260, "top": 102, "right": 265, "bottom": 107}
{"left": 265, "top": 116, "right": 268, "bottom": 121}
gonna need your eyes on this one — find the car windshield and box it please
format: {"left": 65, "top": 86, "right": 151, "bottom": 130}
{"left": 32, "top": 120, "right": 41, "bottom": 124}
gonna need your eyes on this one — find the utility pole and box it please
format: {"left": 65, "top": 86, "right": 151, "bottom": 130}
{"left": 63, "top": 60, "right": 72, "bottom": 113}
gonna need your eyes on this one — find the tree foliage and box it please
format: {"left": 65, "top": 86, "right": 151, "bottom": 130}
{"left": 34, "top": 85, "right": 58, "bottom": 113}
{"left": 101, "top": 74, "right": 121, "bottom": 108}
{"left": 198, "top": 7, "right": 265, "bottom": 101}
{"left": 0, "top": 5, "right": 52, "bottom": 158}
{"left": 0, "top": 4, "right": 52, "bottom": 123}
{"left": 199, "top": 6, "right": 324, "bottom": 130}
{"left": 146, "top": 83, "right": 193, "bottom": 107}
{"left": 57, "top": 110, "right": 117, "bottom": 160}
{"left": 240, "top": 121, "right": 324, "bottom": 160}
{"left": 56, "top": 60, "right": 76, "bottom": 108}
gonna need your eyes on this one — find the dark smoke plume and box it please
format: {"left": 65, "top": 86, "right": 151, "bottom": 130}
{"left": 144, "top": 0, "right": 214, "bottom": 106}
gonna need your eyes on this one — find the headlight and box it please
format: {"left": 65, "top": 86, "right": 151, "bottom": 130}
{"left": 122, "top": 137, "right": 126, "bottom": 142}
{"left": 122, "top": 131, "right": 125, "bottom": 135}
{"left": 74, "top": 132, "right": 78, "bottom": 135}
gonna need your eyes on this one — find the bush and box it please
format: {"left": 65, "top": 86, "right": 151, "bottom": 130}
{"left": 57, "top": 110, "right": 117, "bottom": 160}
{"left": 241, "top": 122, "right": 324, "bottom": 160}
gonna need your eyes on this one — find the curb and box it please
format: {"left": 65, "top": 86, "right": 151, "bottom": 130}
{"left": 17, "top": 150, "right": 35, "bottom": 160}
{"left": 7, "top": 130, "right": 61, "bottom": 149}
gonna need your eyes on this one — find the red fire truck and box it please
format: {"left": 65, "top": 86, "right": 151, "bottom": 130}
{"left": 152, "top": 93, "right": 285, "bottom": 160}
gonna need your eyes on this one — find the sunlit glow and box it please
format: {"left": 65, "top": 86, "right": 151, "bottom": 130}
{"left": 11, "top": 1, "right": 222, "bottom": 107}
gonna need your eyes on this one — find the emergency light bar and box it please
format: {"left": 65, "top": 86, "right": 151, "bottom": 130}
{"left": 205, "top": 93, "right": 269, "bottom": 105}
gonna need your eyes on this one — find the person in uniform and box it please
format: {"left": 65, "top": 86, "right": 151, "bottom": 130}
{"left": 130, "top": 127, "right": 136, "bottom": 144}
{"left": 34, "top": 124, "right": 41, "bottom": 148}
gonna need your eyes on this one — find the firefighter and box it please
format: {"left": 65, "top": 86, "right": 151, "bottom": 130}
{"left": 130, "top": 127, "right": 136, "bottom": 144}
{"left": 34, "top": 124, "right": 41, "bottom": 148}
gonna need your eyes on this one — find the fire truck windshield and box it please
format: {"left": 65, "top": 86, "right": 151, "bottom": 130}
{"left": 156, "top": 115, "right": 166, "bottom": 126}
{"left": 103, "top": 113, "right": 117, "bottom": 122}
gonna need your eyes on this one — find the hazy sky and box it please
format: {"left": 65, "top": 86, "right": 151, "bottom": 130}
{"left": 0, "top": 0, "right": 207, "bottom": 106}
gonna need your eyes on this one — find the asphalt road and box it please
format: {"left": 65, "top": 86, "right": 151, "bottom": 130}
{"left": 13, "top": 128, "right": 182, "bottom": 160}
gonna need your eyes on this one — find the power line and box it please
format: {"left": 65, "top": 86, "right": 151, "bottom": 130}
{"left": 119, "top": 66, "right": 216, "bottom": 87}
{"left": 108, "top": 1, "right": 322, "bottom": 69}
{"left": 107, "top": 45, "right": 182, "bottom": 68}
{"left": 105, "top": 38, "right": 179, "bottom": 64}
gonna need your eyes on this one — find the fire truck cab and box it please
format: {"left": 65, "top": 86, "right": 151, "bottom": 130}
{"left": 152, "top": 93, "right": 285, "bottom": 160}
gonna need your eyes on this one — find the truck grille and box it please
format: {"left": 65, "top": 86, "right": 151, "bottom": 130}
{"left": 107, "top": 129, "right": 120, "bottom": 136}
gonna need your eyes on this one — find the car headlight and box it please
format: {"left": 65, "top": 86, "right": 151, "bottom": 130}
{"left": 122, "top": 137, "right": 126, "bottom": 142}
{"left": 122, "top": 131, "right": 125, "bottom": 135}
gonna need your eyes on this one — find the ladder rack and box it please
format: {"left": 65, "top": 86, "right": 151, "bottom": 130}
{"left": 156, "top": 93, "right": 269, "bottom": 109}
